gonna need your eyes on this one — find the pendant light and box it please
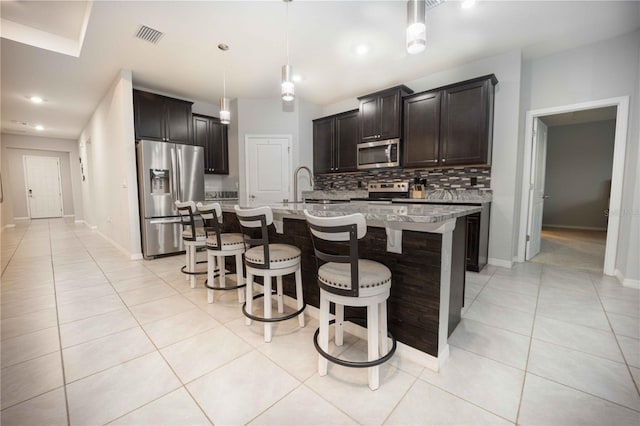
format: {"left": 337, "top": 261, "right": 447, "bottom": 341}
{"left": 406, "top": 0, "right": 426, "bottom": 54}
{"left": 218, "top": 43, "right": 231, "bottom": 124}
{"left": 281, "top": 0, "right": 294, "bottom": 102}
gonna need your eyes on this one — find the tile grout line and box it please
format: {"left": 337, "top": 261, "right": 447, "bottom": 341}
{"left": 514, "top": 266, "right": 544, "bottom": 425}
{"left": 380, "top": 374, "right": 421, "bottom": 425}
{"left": 47, "top": 219, "right": 73, "bottom": 426}
{"left": 588, "top": 273, "right": 640, "bottom": 398}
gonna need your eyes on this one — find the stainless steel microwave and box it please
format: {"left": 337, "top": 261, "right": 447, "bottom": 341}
{"left": 357, "top": 139, "right": 400, "bottom": 170}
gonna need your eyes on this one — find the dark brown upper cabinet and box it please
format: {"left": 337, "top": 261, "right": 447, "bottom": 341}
{"left": 313, "top": 110, "right": 359, "bottom": 174}
{"left": 440, "top": 76, "right": 497, "bottom": 166}
{"left": 192, "top": 114, "right": 229, "bottom": 175}
{"left": 402, "top": 74, "right": 497, "bottom": 168}
{"left": 133, "top": 89, "right": 193, "bottom": 145}
{"left": 403, "top": 91, "right": 441, "bottom": 167}
{"left": 358, "top": 86, "right": 413, "bottom": 142}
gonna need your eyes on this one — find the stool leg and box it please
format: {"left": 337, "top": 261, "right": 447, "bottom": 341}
{"left": 245, "top": 272, "right": 254, "bottom": 326}
{"left": 235, "top": 254, "right": 245, "bottom": 303}
{"left": 185, "top": 245, "right": 190, "bottom": 281}
{"left": 379, "top": 301, "right": 388, "bottom": 356}
{"left": 295, "top": 267, "right": 305, "bottom": 328}
{"left": 218, "top": 256, "right": 226, "bottom": 289}
{"left": 319, "top": 294, "right": 329, "bottom": 376}
{"left": 207, "top": 252, "right": 216, "bottom": 304}
{"left": 276, "top": 276, "right": 284, "bottom": 314}
{"left": 264, "top": 275, "right": 273, "bottom": 343}
{"left": 335, "top": 304, "right": 344, "bottom": 346}
{"left": 367, "top": 303, "right": 380, "bottom": 391}
{"left": 190, "top": 246, "right": 196, "bottom": 289}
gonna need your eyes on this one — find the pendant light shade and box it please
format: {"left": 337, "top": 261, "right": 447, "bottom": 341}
{"left": 218, "top": 44, "right": 231, "bottom": 124}
{"left": 219, "top": 96, "right": 230, "bottom": 124}
{"left": 281, "top": 64, "right": 294, "bottom": 102}
{"left": 406, "top": 0, "right": 426, "bottom": 54}
{"left": 281, "top": 0, "right": 294, "bottom": 102}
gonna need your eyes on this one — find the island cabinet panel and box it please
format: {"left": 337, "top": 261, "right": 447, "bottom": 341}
{"left": 313, "top": 110, "right": 358, "bottom": 174}
{"left": 403, "top": 91, "right": 441, "bottom": 167}
{"left": 440, "top": 78, "right": 494, "bottom": 166}
{"left": 133, "top": 89, "right": 193, "bottom": 144}
{"left": 219, "top": 212, "right": 467, "bottom": 357}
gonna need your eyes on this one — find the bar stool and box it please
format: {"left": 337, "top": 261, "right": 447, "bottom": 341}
{"left": 196, "top": 202, "right": 246, "bottom": 304}
{"left": 234, "top": 205, "right": 305, "bottom": 342}
{"left": 176, "top": 200, "right": 207, "bottom": 288}
{"left": 304, "top": 209, "right": 396, "bottom": 391}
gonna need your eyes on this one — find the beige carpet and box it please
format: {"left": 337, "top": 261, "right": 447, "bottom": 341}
{"left": 530, "top": 227, "right": 607, "bottom": 272}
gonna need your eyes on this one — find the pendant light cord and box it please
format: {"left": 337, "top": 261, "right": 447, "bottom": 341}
{"left": 285, "top": 1, "right": 290, "bottom": 65}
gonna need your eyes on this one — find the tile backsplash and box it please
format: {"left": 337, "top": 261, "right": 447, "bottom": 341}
{"left": 314, "top": 166, "right": 491, "bottom": 191}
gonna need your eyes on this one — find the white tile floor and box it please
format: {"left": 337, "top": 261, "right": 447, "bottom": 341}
{"left": 1, "top": 219, "right": 639, "bottom": 425}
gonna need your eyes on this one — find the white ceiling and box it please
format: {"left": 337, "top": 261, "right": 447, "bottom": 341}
{"left": 1, "top": 1, "right": 89, "bottom": 40}
{"left": 2, "top": 0, "right": 639, "bottom": 140}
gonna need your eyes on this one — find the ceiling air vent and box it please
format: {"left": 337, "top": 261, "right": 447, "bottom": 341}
{"left": 135, "top": 25, "right": 164, "bottom": 44}
{"left": 425, "top": 0, "right": 444, "bottom": 9}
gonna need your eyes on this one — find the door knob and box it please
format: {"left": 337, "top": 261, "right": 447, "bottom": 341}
{"left": 542, "top": 195, "right": 550, "bottom": 199}
{"left": 250, "top": 195, "right": 256, "bottom": 199}
{"left": 28, "top": 189, "right": 33, "bottom": 197}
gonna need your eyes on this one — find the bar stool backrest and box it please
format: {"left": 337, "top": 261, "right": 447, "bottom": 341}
{"left": 234, "top": 205, "right": 273, "bottom": 269}
{"left": 196, "top": 202, "right": 223, "bottom": 247}
{"left": 175, "top": 200, "right": 198, "bottom": 241}
{"left": 304, "top": 210, "right": 367, "bottom": 298}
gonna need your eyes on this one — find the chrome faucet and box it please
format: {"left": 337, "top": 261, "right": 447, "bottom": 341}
{"left": 293, "top": 166, "right": 314, "bottom": 203}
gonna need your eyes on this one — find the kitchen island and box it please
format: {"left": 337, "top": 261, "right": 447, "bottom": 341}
{"left": 217, "top": 201, "right": 480, "bottom": 369}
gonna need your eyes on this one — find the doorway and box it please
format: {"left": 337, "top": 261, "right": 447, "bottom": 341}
{"left": 23, "top": 155, "right": 64, "bottom": 219}
{"left": 518, "top": 97, "right": 629, "bottom": 275}
{"left": 244, "top": 135, "right": 292, "bottom": 203}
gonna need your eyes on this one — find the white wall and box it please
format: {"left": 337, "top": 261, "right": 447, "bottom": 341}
{"left": 1, "top": 134, "right": 83, "bottom": 224}
{"left": 316, "top": 49, "right": 523, "bottom": 267}
{"left": 78, "top": 69, "right": 141, "bottom": 258}
{"left": 521, "top": 30, "right": 640, "bottom": 280}
{"left": 543, "top": 120, "right": 616, "bottom": 230}
{"left": 236, "top": 98, "right": 320, "bottom": 203}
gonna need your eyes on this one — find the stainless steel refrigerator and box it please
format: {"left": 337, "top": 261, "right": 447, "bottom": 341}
{"left": 136, "top": 139, "right": 204, "bottom": 258}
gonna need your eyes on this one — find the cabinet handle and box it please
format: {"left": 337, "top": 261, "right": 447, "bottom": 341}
{"left": 442, "top": 159, "right": 446, "bottom": 163}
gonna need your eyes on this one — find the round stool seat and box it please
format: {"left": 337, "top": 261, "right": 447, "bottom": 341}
{"left": 245, "top": 244, "right": 301, "bottom": 269}
{"left": 206, "top": 233, "right": 245, "bottom": 250}
{"left": 318, "top": 260, "right": 391, "bottom": 297}
{"left": 182, "top": 227, "right": 206, "bottom": 241}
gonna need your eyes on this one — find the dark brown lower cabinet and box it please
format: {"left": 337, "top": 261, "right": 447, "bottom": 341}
{"left": 465, "top": 204, "right": 490, "bottom": 272}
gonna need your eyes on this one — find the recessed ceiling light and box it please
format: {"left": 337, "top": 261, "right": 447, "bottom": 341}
{"left": 35, "top": 125, "right": 44, "bottom": 131}
{"left": 292, "top": 74, "right": 303, "bottom": 83}
{"left": 30, "top": 96, "right": 44, "bottom": 103}
{"left": 355, "top": 44, "right": 370, "bottom": 56}
{"left": 461, "top": 0, "right": 476, "bottom": 9}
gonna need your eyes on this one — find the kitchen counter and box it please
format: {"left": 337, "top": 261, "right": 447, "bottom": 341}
{"left": 302, "top": 188, "right": 492, "bottom": 204}
{"left": 217, "top": 199, "right": 477, "bottom": 369}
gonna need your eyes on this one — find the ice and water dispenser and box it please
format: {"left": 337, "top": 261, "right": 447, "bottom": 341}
{"left": 150, "top": 169, "right": 170, "bottom": 195}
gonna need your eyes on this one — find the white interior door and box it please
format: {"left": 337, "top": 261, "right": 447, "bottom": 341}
{"left": 24, "top": 156, "right": 64, "bottom": 219}
{"left": 246, "top": 136, "right": 291, "bottom": 203}
{"left": 526, "top": 118, "right": 548, "bottom": 260}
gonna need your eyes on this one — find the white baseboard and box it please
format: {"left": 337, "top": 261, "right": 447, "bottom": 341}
{"left": 13, "top": 216, "right": 30, "bottom": 222}
{"left": 543, "top": 224, "right": 607, "bottom": 231}
{"left": 614, "top": 269, "right": 640, "bottom": 289}
{"left": 130, "top": 253, "right": 143, "bottom": 260}
{"left": 63, "top": 214, "right": 75, "bottom": 218}
{"left": 74, "top": 220, "right": 85, "bottom": 224}
{"left": 1, "top": 224, "right": 16, "bottom": 231}
{"left": 488, "top": 258, "right": 513, "bottom": 268}
{"left": 282, "top": 294, "right": 445, "bottom": 372}
{"left": 92, "top": 229, "right": 139, "bottom": 261}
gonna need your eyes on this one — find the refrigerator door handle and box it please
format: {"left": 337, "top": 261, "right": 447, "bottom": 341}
{"left": 170, "top": 146, "right": 178, "bottom": 203}
{"left": 176, "top": 147, "right": 183, "bottom": 202}
{"left": 149, "top": 218, "right": 182, "bottom": 224}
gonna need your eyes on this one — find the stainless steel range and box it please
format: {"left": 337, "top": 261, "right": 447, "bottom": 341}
{"left": 351, "top": 181, "right": 410, "bottom": 204}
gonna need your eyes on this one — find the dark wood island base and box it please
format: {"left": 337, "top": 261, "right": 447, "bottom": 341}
{"left": 220, "top": 210, "right": 468, "bottom": 366}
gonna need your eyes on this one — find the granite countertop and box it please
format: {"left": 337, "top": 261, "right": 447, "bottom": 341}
{"left": 219, "top": 200, "right": 481, "bottom": 224}
{"left": 303, "top": 189, "right": 492, "bottom": 204}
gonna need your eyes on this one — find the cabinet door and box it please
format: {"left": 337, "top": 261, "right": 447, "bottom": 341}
{"left": 403, "top": 91, "right": 441, "bottom": 167}
{"left": 335, "top": 110, "right": 359, "bottom": 172}
{"left": 165, "top": 98, "right": 192, "bottom": 144}
{"left": 209, "top": 121, "right": 229, "bottom": 174}
{"left": 466, "top": 212, "right": 481, "bottom": 272}
{"left": 359, "top": 96, "right": 379, "bottom": 141}
{"left": 133, "top": 90, "right": 165, "bottom": 141}
{"left": 441, "top": 79, "right": 491, "bottom": 166}
{"left": 313, "top": 117, "right": 334, "bottom": 174}
{"left": 379, "top": 90, "right": 401, "bottom": 140}
{"left": 192, "top": 115, "right": 209, "bottom": 171}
